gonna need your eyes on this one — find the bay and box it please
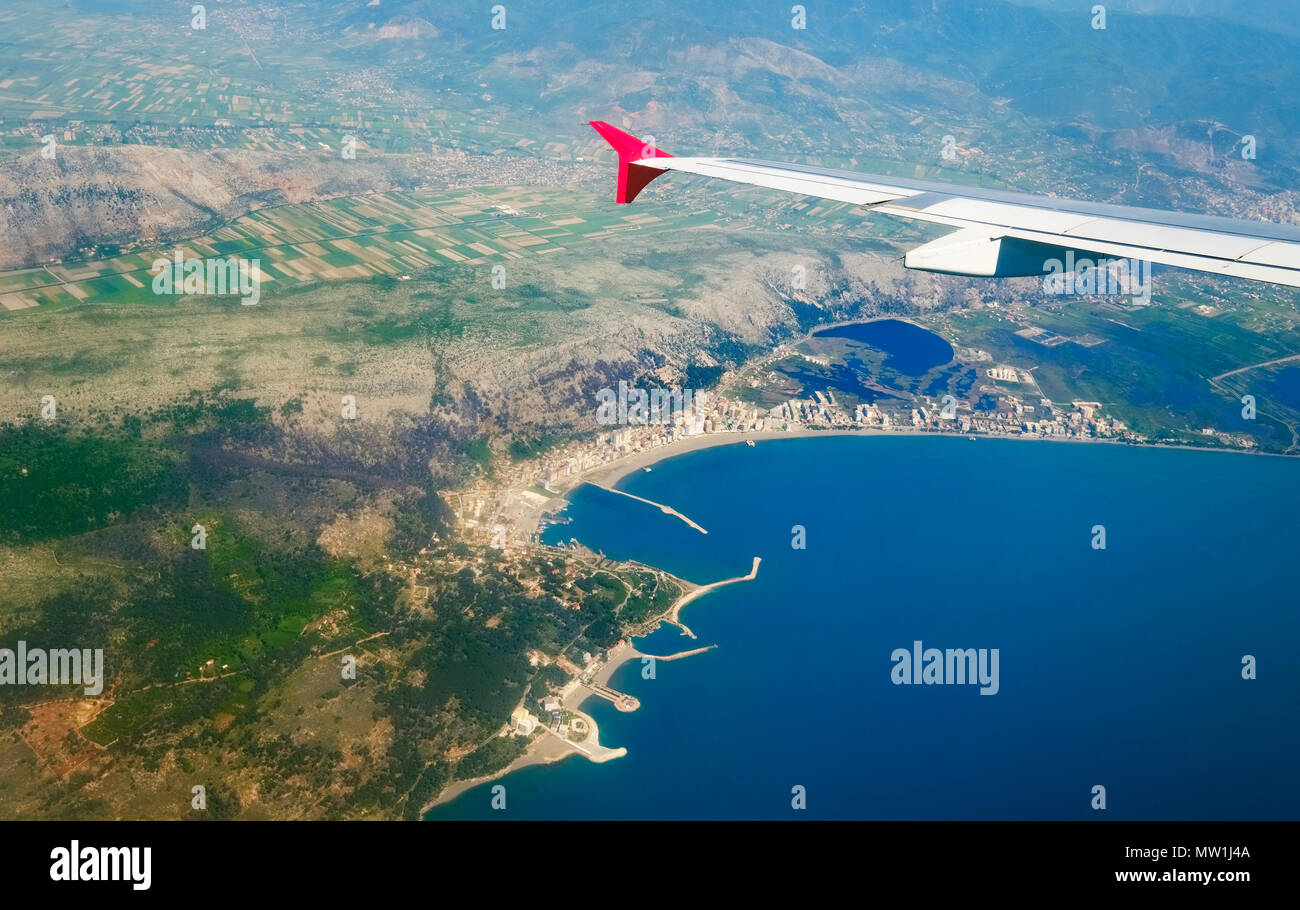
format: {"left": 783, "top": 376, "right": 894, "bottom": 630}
{"left": 428, "top": 435, "right": 1300, "bottom": 820}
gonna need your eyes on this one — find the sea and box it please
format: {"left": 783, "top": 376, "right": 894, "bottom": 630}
{"left": 427, "top": 433, "right": 1300, "bottom": 820}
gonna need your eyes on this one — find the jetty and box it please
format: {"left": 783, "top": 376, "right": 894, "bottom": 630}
{"left": 580, "top": 681, "right": 641, "bottom": 712}
{"left": 585, "top": 482, "right": 708, "bottom": 534}
{"left": 641, "top": 644, "right": 717, "bottom": 661}
{"left": 668, "top": 556, "right": 762, "bottom": 638}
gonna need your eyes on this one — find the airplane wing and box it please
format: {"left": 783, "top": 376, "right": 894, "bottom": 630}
{"left": 589, "top": 120, "right": 1300, "bottom": 289}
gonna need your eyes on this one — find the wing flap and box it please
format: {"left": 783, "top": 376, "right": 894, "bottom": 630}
{"left": 1240, "top": 241, "right": 1300, "bottom": 269}
{"left": 996, "top": 226, "right": 1300, "bottom": 288}
{"left": 1060, "top": 218, "right": 1271, "bottom": 261}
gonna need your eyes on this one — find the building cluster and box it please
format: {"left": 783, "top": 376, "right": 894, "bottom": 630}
{"left": 535, "top": 396, "right": 788, "bottom": 488}
{"left": 443, "top": 375, "right": 1162, "bottom": 553}
{"left": 771, "top": 390, "right": 855, "bottom": 427}
{"left": 456, "top": 385, "right": 1149, "bottom": 541}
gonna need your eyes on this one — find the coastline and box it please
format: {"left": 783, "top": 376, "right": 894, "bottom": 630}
{"left": 422, "top": 565, "right": 752, "bottom": 817}
{"left": 422, "top": 642, "right": 646, "bottom": 815}
{"left": 663, "top": 556, "right": 761, "bottom": 639}
{"left": 430, "top": 433, "right": 1300, "bottom": 820}
{"left": 427, "top": 425, "right": 1291, "bottom": 818}
{"left": 423, "top": 727, "right": 584, "bottom": 812}
{"left": 572, "top": 425, "right": 1289, "bottom": 494}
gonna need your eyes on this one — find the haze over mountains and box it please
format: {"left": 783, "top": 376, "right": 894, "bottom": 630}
{"left": 1010, "top": 0, "right": 1300, "bottom": 37}
{"left": 5, "top": 0, "right": 1299, "bottom": 271}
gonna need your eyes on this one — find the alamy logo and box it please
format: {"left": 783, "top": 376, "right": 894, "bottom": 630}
{"left": 151, "top": 249, "right": 261, "bottom": 305}
{"left": 890, "top": 640, "right": 1000, "bottom": 695}
{"left": 595, "top": 381, "right": 700, "bottom": 425}
{"left": 1043, "top": 252, "right": 1151, "bottom": 303}
{"left": 50, "top": 841, "right": 151, "bottom": 890}
{"left": 0, "top": 642, "right": 104, "bottom": 695}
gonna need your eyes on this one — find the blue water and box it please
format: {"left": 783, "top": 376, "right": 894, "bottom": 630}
{"left": 813, "top": 318, "right": 954, "bottom": 375}
{"left": 427, "top": 435, "right": 1300, "bottom": 820}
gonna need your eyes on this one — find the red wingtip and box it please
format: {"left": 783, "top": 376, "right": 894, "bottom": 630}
{"left": 589, "top": 120, "right": 674, "bottom": 204}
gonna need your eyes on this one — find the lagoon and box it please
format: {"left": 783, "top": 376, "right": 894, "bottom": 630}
{"left": 813, "top": 318, "right": 954, "bottom": 375}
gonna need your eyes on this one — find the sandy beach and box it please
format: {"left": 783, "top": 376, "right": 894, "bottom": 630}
{"left": 574, "top": 425, "right": 1284, "bottom": 494}
{"left": 424, "top": 730, "right": 579, "bottom": 811}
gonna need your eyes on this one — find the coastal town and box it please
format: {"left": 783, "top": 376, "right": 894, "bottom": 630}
{"left": 444, "top": 357, "right": 1161, "bottom": 554}
{"left": 424, "top": 321, "right": 1263, "bottom": 807}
